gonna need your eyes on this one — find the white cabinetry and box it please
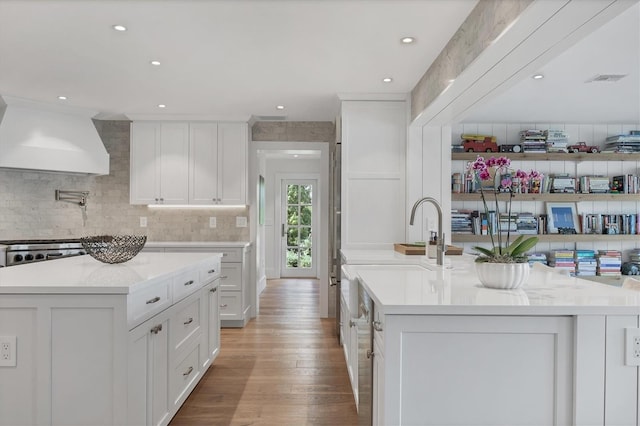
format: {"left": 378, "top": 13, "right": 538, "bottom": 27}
{"left": 189, "top": 122, "right": 247, "bottom": 205}
{"left": 130, "top": 122, "right": 189, "bottom": 205}
{"left": 143, "top": 244, "right": 253, "bottom": 328}
{"left": 0, "top": 254, "right": 221, "bottom": 426}
{"left": 340, "top": 100, "right": 406, "bottom": 249}
{"left": 131, "top": 121, "right": 247, "bottom": 205}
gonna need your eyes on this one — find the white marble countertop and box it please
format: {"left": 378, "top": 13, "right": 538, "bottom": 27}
{"left": 0, "top": 252, "right": 221, "bottom": 294}
{"left": 145, "top": 241, "right": 251, "bottom": 248}
{"left": 345, "top": 250, "right": 640, "bottom": 316}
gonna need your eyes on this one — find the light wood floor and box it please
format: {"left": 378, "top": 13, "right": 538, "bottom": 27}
{"left": 170, "top": 278, "right": 359, "bottom": 426}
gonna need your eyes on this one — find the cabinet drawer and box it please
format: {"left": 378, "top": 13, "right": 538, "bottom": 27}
{"left": 199, "top": 257, "right": 221, "bottom": 283}
{"left": 220, "top": 264, "right": 242, "bottom": 291}
{"left": 171, "top": 342, "right": 201, "bottom": 407}
{"left": 217, "top": 248, "right": 242, "bottom": 263}
{"left": 219, "top": 292, "right": 242, "bottom": 319}
{"left": 172, "top": 269, "right": 200, "bottom": 302}
{"left": 171, "top": 297, "right": 201, "bottom": 354}
{"left": 128, "top": 278, "right": 171, "bottom": 328}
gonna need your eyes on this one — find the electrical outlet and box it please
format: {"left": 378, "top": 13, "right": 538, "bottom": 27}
{"left": 625, "top": 328, "right": 640, "bottom": 366}
{"left": 236, "top": 216, "right": 247, "bottom": 228}
{"left": 0, "top": 336, "right": 16, "bottom": 367}
{"left": 209, "top": 217, "right": 217, "bottom": 228}
{"left": 140, "top": 217, "right": 147, "bottom": 228}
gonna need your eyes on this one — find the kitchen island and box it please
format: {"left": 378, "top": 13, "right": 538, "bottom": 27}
{"left": 343, "top": 252, "right": 640, "bottom": 426}
{"left": 0, "top": 252, "right": 222, "bottom": 426}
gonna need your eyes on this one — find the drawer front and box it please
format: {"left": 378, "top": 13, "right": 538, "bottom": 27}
{"left": 128, "top": 278, "right": 171, "bottom": 328}
{"left": 219, "top": 292, "right": 242, "bottom": 319}
{"left": 220, "top": 263, "right": 242, "bottom": 291}
{"left": 171, "top": 342, "right": 201, "bottom": 408}
{"left": 217, "top": 248, "right": 242, "bottom": 263}
{"left": 171, "top": 296, "right": 201, "bottom": 354}
{"left": 172, "top": 269, "right": 200, "bottom": 302}
{"left": 199, "top": 256, "right": 221, "bottom": 283}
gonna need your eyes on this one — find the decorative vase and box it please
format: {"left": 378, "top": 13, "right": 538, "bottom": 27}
{"left": 475, "top": 262, "right": 530, "bottom": 289}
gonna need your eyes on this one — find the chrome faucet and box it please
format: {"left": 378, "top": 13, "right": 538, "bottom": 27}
{"left": 409, "top": 197, "right": 446, "bottom": 266}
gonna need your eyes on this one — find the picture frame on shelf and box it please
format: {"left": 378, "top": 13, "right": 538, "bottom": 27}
{"left": 546, "top": 202, "right": 580, "bottom": 234}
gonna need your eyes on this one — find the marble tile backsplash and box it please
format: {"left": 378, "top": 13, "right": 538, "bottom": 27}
{"left": 0, "top": 120, "right": 250, "bottom": 242}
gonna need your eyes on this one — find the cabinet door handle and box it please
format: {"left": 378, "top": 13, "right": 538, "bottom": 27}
{"left": 281, "top": 223, "right": 285, "bottom": 237}
{"left": 184, "top": 317, "right": 193, "bottom": 325}
{"left": 208, "top": 269, "right": 216, "bottom": 274}
{"left": 183, "top": 366, "right": 193, "bottom": 377}
{"left": 184, "top": 280, "right": 195, "bottom": 286}
{"left": 210, "top": 287, "right": 217, "bottom": 293}
{"left": 220, "top": 304, "right": 228, "bottom": 308}
{"left": 146, "top": 296, "right": 161, "bottom": 304}
{"left": 221, "top": 276, "right": 228, "bottom": 279}
{"left": 349, "top": 320, "right": 357, "bottom": 328}
{"left": 366, "top": 349, "right": 375, "bottom": 359}
{"left": 373, "top": 320, "right": 383, "bottom": 332}
{"left": 222, "top": 253, "right": 228, "bottom": 257}
{"left": 150, "top": 324, "right": 163, "bottom": 334}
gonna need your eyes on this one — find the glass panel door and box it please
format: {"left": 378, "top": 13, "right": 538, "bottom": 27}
{"left": 281, "top": 180, "right": 317, "bottom": 277}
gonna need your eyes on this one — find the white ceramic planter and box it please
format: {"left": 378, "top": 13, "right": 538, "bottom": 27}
{"left": 475, "top": 262, "right": 530, "bottom": 289}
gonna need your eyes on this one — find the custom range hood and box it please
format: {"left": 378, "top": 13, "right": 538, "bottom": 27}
{"left": 0, "top": 95, "right": 109, "bottom": 175}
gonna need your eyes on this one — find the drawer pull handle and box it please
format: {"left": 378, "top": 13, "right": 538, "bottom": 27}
{"left": 150, "top": 324, "right": 163, "bottom": 334}
{"left": 184, "top": 317, "right": 193, "bottom": 325}
{"left": 208, "top": 269, "right": 216, "bottom": 274}
{"left": 220, "top": 304, "right": 228, "bottom": 308}
{"left": 184, "top": 280, "right": 195, "bottom": 286}
{"left": 221, "top": 276, "right": 228, "bottom": 279}
{"left": 210, "top": 288, "right": 217, "bottom": 293}
{"left": 222, "top": 253, "right": 228, "bottom": 256}
{"left": 146, "top": 296, "right": 161, "bottom": 305}
{"left": 183, "top": 366, "right": 193, "bottom": 377}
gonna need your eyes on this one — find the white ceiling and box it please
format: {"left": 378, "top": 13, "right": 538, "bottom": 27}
{"left": 462, "top": 2, "right": 640, "bottom": 124}
{"left": 0, "top": 0, "right": 478, "bottom": 122}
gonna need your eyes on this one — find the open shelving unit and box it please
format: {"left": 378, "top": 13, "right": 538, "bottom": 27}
{"left": 450, "top": 151, "right": 640, "bottom": 246}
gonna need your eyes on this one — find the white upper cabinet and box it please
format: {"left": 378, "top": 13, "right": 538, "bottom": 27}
{"left": 131, "top": 121, "right": 247, "bottom": 205}
{"left": 189, "top": 122, "right": 219, "bottom": 204}
{"left": 217, "top": 122, "right": 247, "bottom": 205}
{"left": 130, "top": 122, "right": 189, "bottom": 205}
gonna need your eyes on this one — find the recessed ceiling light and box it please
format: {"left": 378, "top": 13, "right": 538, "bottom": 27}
{"left": 276, "top": 105, "right": 285, "bottom": 110}
{"left": 150, "top": 60, "right": 161, "bottom": 66}
{"left": 112, "top": 25, "right": 127, "bottom": 32}
{"left": 382, "top": 77, "right": 393, "bottom": 83}
{"left": 57, "top": 96, "right": 67, "bottom": 100}
{"left": 158, "top": 104, "right": 166, "bottom": 108}
{"left": 401, "top": 36, "right": 415, "bottom": 44}
{"left": 532, "top": 74, "right": 544, "bottom": 80}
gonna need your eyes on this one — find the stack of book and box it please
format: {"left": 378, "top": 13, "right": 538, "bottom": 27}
{"left": 498, "top": 213, "right": 518, "bottom": 232}
{"left": 544, "top": 129, "right": 569, "bottom": 153}
{"left": 527, "top": 252, "right": 548, "bottom": 267}
{"left": 451, "top": 210, "right": 474, "bottom": 234}
{"left": 603, "top": 132, "right": 640, "bottom": 153}
{"left": 516, "top": 212, "right": 538, "bottom": 234}
{"left": 548, "top": 250, "right": 576, "bottom": 275}
{"left": 574, "top": 250, "right": 597, "bottom": 277}
{"left": 596, "top": 250, "right": 622, "bottom": 277}
{"left": 520, "top": 129, "right": 547, "bottom": 153}
{"left": 630, "top": 249, "right": 640, "bottom": 264}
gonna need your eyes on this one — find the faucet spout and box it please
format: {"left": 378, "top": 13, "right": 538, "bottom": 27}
{"left": 409, "top": 197, "right": 446, "bottom": 266}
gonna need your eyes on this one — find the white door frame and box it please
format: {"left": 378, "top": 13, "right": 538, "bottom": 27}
{"left": 279, "top": 178, "right": 319, "bottom": 278}
{"left": 275, "top": 173, "right": 321, "bottom": 278}
{"left": 250, "top": 141, "right": 330, "bottom": 318}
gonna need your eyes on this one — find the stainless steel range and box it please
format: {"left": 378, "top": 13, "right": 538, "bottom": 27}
{"left": 0, "top": 239, "right": 86, "bottom": 267}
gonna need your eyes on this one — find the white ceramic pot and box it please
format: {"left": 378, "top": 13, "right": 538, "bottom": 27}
{"left": 475, "top": 262, "right": 530, "bottom": 289}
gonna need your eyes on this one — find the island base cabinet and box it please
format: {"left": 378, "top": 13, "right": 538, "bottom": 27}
{"left": 380, "top": 315, "right": 575, "bottom": 426}
{"left": 128, "top": 313, "right": 171, "bottom": 426}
